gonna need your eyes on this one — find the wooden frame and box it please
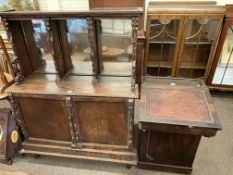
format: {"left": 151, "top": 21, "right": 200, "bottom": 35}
{"left": 207, "top": 5, "right": 233, "bottom": 90}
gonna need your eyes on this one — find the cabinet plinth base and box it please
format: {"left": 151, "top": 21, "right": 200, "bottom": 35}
{"left": 21, "top": 142, "right": 137, "bottom": 165}
{"left": 138, "top": 162, "right": 192, "bottom": 174}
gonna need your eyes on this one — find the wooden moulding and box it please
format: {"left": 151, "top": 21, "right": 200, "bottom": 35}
{"left": 0, "top": 8, "right": 143, "bottom": 20}
{"left": 147, "top": 1, "right": 225, "bottom": 15}
{"left": 225, "top": 4, "right": 233, "bottom": 18}
{"left": 21, "top": 140, "right": 137, "bottom": 165}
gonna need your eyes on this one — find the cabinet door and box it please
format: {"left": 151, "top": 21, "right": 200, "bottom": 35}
{"left": 145, "top": 15, "right": 183, "bottom": 76}
{"left": 74, "top": 99, "right": 132, "bottom": 147}
{"left": 15, "top": 97, "right": 72, "bottom": 142}
{"left": 176, "top": 16, "right": 223, "bottom": 79}
{"left": 139, "top": 129, "right": 201, "bottom": 167}
{"left": 208, "top": 19, "right": 233, "bottom": 88}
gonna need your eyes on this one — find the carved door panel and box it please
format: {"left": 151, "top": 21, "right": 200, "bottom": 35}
{"left": 74, "top": 100, "right": 129, "bottom": 146}
{"left": 15, "top": 97, "right": 72, "bottom": 142}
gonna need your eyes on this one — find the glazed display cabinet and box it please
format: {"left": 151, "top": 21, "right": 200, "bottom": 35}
{"left": 207, "top": 5, "right": 233, "bottom": 90}
{"left": 0, "top": 8, "right": 143, "bottom": 165}
{"left": 144, "top": 1, "right": 224, "bottom": 80}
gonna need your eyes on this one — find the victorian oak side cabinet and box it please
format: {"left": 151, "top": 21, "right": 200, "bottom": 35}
{"left": 136, "top": 78, "right": 222, "bottom": 174}
{"left": 0, "top": 9, "right": 143, "bottom": 165}
{"left": 207, "top": 5, "right": 233, "bottom": 90}
{"left": 144, "top": 1, "right": 225, "bottom": 80}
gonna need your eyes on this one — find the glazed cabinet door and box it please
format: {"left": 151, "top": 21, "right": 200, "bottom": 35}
{"left": 144, "top": 15, "right": 184, "bottom": 76}
{"left": 207, "top": 19, "right": 233, "bottom": 89}
{"left": 176, "top": 15, "right": 223, "bottom": 79}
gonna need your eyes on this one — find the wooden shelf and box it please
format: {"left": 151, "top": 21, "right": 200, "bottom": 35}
{"left": 6, "top": 74, "right": 139, "bottom": 98}
{"left": 180, "top": 62, "right": 206, "bottom": 69}
{"left": 150, "top": 40, "right": 211, "bottom": 45}
{"left": 148, "top": 61, "right": 206, "bottom": 69}
{"left": 148, "top": 61, "right": 172, "bottom": 68}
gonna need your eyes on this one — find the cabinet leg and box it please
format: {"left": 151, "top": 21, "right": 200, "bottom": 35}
{"left": 33, "top": 154, "right": 41, "bottom": 159}
{"left": 126, "top": 165, "right": 132, "bottom": 169}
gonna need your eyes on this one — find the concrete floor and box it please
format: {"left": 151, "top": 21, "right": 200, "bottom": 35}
{"left": 0, "top": 91, "right": 232, "bottom": 175}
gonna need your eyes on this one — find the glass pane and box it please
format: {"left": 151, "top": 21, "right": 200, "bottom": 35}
{"left": 178, "top": 19, "right": 218, "bottom": 78}
{"left": 212, "top": 26, "right": 233, "bottom": 85}
{"left": 148, "top": 19, "right": 179, "bottom": 76}
{"left": 66, "top": 19, "right": 93, "bottom": 75}
{"left": 32, "top": 19, "right": 55, "bottom": 73}
{"left": 99, "top": 19, "right": 132, "bottom": 76}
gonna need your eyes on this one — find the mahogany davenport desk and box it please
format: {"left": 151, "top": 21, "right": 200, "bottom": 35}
{"left": 137, "top": 78, "right": 222, "bottom": 174}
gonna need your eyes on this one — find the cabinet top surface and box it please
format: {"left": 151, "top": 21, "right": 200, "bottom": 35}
{"left": 6, "top": 74, "right": 138, "bottom": 99}
{"left": 137, "top": 77, "right": 221, "bottom": 130}
{"left": 0, "top": 8, "right": 143, "bottom": 19}
{"left": 147, "top": 1, "right": 225, "bottom": 15}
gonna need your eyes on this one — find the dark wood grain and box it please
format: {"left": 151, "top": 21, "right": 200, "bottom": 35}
{"left": 20, "top": 20, "right": 42, "bottom": 70}
{"left": 75, "top": 101, "right": 127, "bottom": 145}
{"left": 16, "top": 97, "right": 71, "bottom": 141}
{"left": 7, "top": 20, "right": 33, "bottom": 76}
{"left": 138, "top": 130, "right": 201, "bottom": 174}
